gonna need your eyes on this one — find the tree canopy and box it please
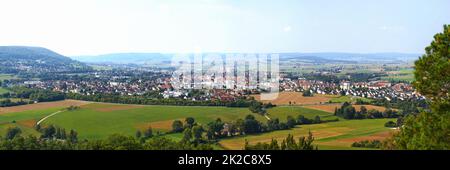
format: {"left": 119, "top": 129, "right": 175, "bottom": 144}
{"left": 385, "top": 25, "right": 450, "bottom": 150}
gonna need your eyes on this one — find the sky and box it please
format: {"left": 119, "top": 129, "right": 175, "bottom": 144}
{"left": 0, "top": 0, "right": 449, "bottom": 56}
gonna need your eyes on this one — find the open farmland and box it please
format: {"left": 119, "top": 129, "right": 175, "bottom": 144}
{"left": 266, "top": 106, "right": 339, "bottom": 121}
{"left": 303, "top": 104, "right": 390, "bottom": 113}
{"left": 0, "top": 100, "right": 397, "bottom": 150}
{"left": 253, "top": 92, "right": 336, "bottom": 105}
{"left": 41, "top": 103, "right": 268, "bottom": 139}
{"left": 382, "top": 69, "right": 415, "bottom": 82}
{"left": 0, "top": 108, "right": 62, "bottom": 137}
{"left": 0, "top": 100, "right": 90, "bottom": 114}
{"left": 0, "top": 88, "right": 10, "bottom": 95}
{"left": 0, "top": 74, "right": 18, "bottom": 81}
{"left": 219, "top": 118, "right": 396, "bottom": 150}
{"left": 1, "top": 102, "right": 263, "bottom": 139}
{"left": 0, "top": 100, "right": 92, "bottom": 137}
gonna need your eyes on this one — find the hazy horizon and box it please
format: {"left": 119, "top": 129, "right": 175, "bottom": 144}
{"left": 71, "top": 51, "right": 423, "bottom": 57}
{"left": 1, "top": 0, "right": 449, "bottom": 56}
{"left": 0, "top": 45, "right": 425, "bottom": 58}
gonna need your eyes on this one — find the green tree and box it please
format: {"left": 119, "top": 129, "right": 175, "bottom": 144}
{"left": 55, "top": 127, "right": 61, "bottom": 139}
{"left": 414, "top": 25, "right": 450, "bottom": 112}
{"left": 384, "top": 25, "right": 450, "bottom": 150}
{"left": 5, "top": 127, "right": 22, "bottom": 140}
{"left": 269, "top": 139, "right": 280, "bottom": 150}
{"left": 286, "top": 116, "right": 296, "bottom": 128}
{"left": 207, "top": 118, "right": 224, "bottom": 138}
{"left": 185, "top": 117, "right": 195, "bottom": 128}
{"left": 245, "top": 132, "right": 317, "bottom": 150}
{"left": 235, "top": 119, "right": 245, "bottom": 135}
{"left": 384, "top": 121, "right": 397, "bottom": 128}
{"left": 296, "top": 115, "right": 307, "bottom": 124}
{"left": 249, "top": 101, "right": 264, "bottom": 114}
{"left": 360, "top": 106, "right": 368, "bottom": 114}
{"left": 34, "top": 124, "right": 41, "bottom": 131}
{"left": 103, "top": 134, "right": 143, "bottom": 150}
{"left": 68, "top": 129, "right": 78, "bottom": 143}
{"left": 172, "top": 120, "right": 184, "bottom": 133}
{"left": 192, "top": 125, "right": 204, "bottom": 142}
{"left": 135, "top": 130, "right": 142, "bottom": 138}
{"left": 313, "top": 116, "right": 321, "bottom": 124}
{"left": 60, "top": 128, "right": 67, "bottom": 139}
{"left": 182, "top": 128, "right": 192, "bottom": 142}
{"left": 243, "top": 115, "right": 262, "bottom": 134}
{"left": 42, "top": 125, "right": 56, "bottom": 139}
{"left": 144, "top": 127, "right": 153, "bottom": 139}
{"left": 302, "top": 89, "right": 314, "bottom": 97}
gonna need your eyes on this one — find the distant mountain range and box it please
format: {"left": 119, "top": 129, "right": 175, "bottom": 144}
{"left": 0, "top": 46, "right": 91, "bottom": 73}
{"left": 71, "top": 52, "right": 422, "bottom": 64}
{"left": 0, "top": 46, "right": 423, "bottom": 73}
{"left": 284, "top": 52, "right": 421, "bottom": 63}
{"left": 72, "top": 53, "right": 172, "bottom": 65}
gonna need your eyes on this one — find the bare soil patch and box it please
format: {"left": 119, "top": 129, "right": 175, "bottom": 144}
{"left": 136, "top": 119, "right": 183, "bottom": 131}
{"left": 0, "top": 100, "right": 91, "bottom": 114}
{"left": 17, "top": 119, "right": 37, "bottom": 128}
{"left": 253, "top": 92, "right": 334, "bottom": 105}
{"left": 355, "top": 105, "right": 393, "bottom": 112}
{"left": 304, "top": 104, "right": 342, "bottom": 113}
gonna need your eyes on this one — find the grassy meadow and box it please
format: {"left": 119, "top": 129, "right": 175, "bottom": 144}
{"left": 0, "top": 74, "right": 18, "bottom": 81}
{"left": 0, "top": 88, "right": 10, "bottom": 95}
{"left": 1, "top": 103, "right": 267, "bottom": 139}
{"left": 0, "top": 101, "right": 396, "bottom": 150}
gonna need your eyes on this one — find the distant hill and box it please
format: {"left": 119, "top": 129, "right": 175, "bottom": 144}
{"left": 0, "top": 46, "right": 91, "bottom": 73}
{"left": 72, "top": 53, "right": 172, "bottom": 64}
{"left": 285, "top": 52, "right": 422, "bottom": 63}
{"left": 71, "top": 52, "right": 421, "bottom": 65}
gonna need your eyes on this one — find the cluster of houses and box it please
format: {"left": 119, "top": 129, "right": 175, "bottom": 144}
{"left": 280, "top": 78, "right": 423, "bottom": 101}
{"left": 13, "top": 68, "right": 424, "bottom": 103}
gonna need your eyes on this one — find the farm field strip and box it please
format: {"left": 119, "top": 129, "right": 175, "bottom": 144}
{"left": 303, "top": 104, "right": 390, "bottom": 113}
{"left": 0, "top": 100, "right": 90, "bottom": 114}
{"left": 253, "top": 92, "right": 336, "bottom": 105}
{"left": 219, "top": 119, "right": 396, "bottom": 150}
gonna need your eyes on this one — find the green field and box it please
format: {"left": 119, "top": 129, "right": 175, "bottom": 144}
{"left": 0, "top": 122, "right": 41, "bottom": 137}
{"left": 0, "top": 74, "right": 18, "bottom": 81}
{"left": 0, "top": 107, "right": 63, "bottom": 137}
{"left": 381, "top": 74, "right": 415, "bottom": 82}
{"left": 0, "top": 102, "right": 396, "bottom": 149}
{"left": 267, "top": 106, "right": 339, "bottom": 121}
{"left": 0, "top": 88, "right": 10, "bottom": 95}
{"left": 219, "top": 118, "right": 395, "bottom": 150}
{"left": 0, "top": 103, "right": 337, "bottom": 140}
{"left": 90, "top": 65, "right": 113, "bottom": 71}
{"left": 329, "top": 96, "right": 373, "bottom": 103}
{"left": 0, "top": 103, "right": 268, "bottom": 140}
{"left": 329, "top": 96, "right": 353, "bottom": 103}
{"left": 382, "top": 68, "right": 415, "bottom": 82}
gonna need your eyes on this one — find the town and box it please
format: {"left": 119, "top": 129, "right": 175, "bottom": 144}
{"left": 0, "top": 64, "right": 424, "bottom": 105}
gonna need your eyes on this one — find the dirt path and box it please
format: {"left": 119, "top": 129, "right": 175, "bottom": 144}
{"left": 264, "top": 115, "right": 271, "bottom": 120}
{"left": 36, "top": 110, "right": 64, "bottom": 125}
